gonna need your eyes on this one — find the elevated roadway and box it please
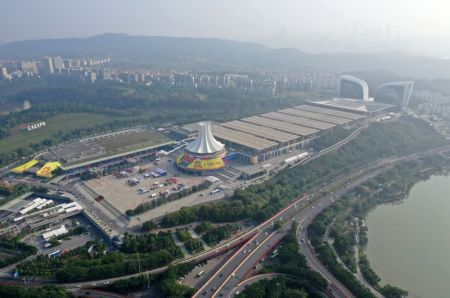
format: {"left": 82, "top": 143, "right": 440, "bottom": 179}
{"left": 196, "top": 144, "right": 450, "bottom": 298}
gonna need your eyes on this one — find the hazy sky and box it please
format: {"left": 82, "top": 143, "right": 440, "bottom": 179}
{"left": 2, "top": 0, "right": 450, "bottom": 56}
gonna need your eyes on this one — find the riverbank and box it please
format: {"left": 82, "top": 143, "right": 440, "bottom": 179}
{"left": 365, "top": 174, "right": 450, "bottom": 298}
{"left": 309, "top": 153, "right": 450, "bottom": 298}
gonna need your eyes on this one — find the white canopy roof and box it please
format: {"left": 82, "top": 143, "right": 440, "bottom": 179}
{"left": 185, "top": 121, "right": 224, "bottom": 154}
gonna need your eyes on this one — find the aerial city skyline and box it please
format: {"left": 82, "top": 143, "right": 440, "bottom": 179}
{"left": 2, "top": 0, "right": 450, "bottom": 57}
{"left": 0, "top": 1, "right": 449, "bottom": 298}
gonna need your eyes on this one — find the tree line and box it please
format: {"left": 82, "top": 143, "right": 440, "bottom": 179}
{"left": 0, "top": 239, "right": 37, "bottom": 268}
{"left": 201, "top": 223, "right": 240, "bottom": 245}
{"left": 105, "top": 263, "right": 195, "bottom": 297}
{"left": 0, "top": 285, "right": 74, "bottom": 298}
{"left": 16, "top": 235, "right": 184, "bottom": 282}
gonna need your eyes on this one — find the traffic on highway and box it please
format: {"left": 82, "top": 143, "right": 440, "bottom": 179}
{"left": 192, "top": 146, "right": 436, "bottom": 298}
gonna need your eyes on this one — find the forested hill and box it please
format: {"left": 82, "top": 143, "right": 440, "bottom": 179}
{"left": 2, "top": 33, "right": 450, "bottom": 78}
{"left": 0, "top": 34, "right": 309, "bottom": 71}
{"left": 0, "top": 33, "right": 269, "bottom": 58}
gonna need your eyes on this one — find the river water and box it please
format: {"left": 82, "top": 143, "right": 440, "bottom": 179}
{"left": 365, "top": 175, "right": 450, "bottom": 298}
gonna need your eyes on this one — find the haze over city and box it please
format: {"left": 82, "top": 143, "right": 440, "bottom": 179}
{"left": 2, "top": 0, "right": 450, "bottom": 57}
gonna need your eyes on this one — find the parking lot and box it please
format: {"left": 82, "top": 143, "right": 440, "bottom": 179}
{"left": 24, "top": 215, "right": 104, "bottom": 255}
{"left": 85, "top": 158, "right": 207, "bottom": 215}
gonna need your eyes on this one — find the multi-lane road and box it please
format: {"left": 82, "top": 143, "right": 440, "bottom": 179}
{"left": 193, "top": 194, "right": 312, "bottom": 298}
{"left": 193, "top": 125, "right": 373, "bottom": 298}
{"left": 195, "top": 145, "right": 450, "bottom": 298}
{"left": 296, "top": 164, "right": 393, "bottom": 298}
{"left": 206, "top": 191, "right": 355, "bottom": 298}
{"left": 193, "top": 163, "right": 386, "bottom": 298}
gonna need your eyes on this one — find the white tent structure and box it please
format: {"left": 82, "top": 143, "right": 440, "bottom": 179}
{"left": 176, "top": 121, "right": 227, "bottom": 173}
{"left": 185, "top": 121, "right": 225, "bottom": 154}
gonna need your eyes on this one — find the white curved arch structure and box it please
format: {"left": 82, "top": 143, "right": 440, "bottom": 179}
{"left": 376, "top": 81, "right": 414, "bottom": 110}
{"left": 339, "top": 75, "right": 370, "bottom": 101}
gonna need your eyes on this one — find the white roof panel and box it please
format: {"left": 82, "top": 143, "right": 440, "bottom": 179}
{"left": 185, "top": 121, "right": 225, "bottom": 154}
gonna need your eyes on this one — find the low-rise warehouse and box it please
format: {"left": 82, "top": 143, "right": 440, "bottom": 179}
{"left": 278, "top": 108, "right": 352, "bottom": 125}
{"left": 13, "top": 199, "right": 84, "bottom": 232}
{"left": 261, "top": 112, "right": 337, "bottom": 131}
{"left": 221, "top": 120, "right": 298, "bottom": 144}
{"left": 294, "top": 104, "right": 366, "bottom": 120}
{"left": 241, "top": 116, "right": 319, "bottom": 137}
{"left": 42, "top": 225, "right": 68, "bottom": 241}
{"left": 212, "top": 125, "right": 278, "bottom": 152}
{"left": 212, "top": 125, "right": 282, "bottom": 163}
{"left": 307, "top": 99, "right": 394, "bottom": 115}
{"left": 206, "top": 103, "right": 368, "bottom": 164}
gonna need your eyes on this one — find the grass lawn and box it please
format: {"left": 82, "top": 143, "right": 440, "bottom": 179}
{"left": 0, "top": 113, "right": 116, "bottom": 154}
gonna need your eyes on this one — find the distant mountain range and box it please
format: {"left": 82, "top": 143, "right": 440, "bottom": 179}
{"left": 1, "top": 33, "right": 450, "bottom": 79}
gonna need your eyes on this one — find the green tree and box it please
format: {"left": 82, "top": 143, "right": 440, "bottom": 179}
{"left": 381, "top": 284, "right": 408, "bottom": 298}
